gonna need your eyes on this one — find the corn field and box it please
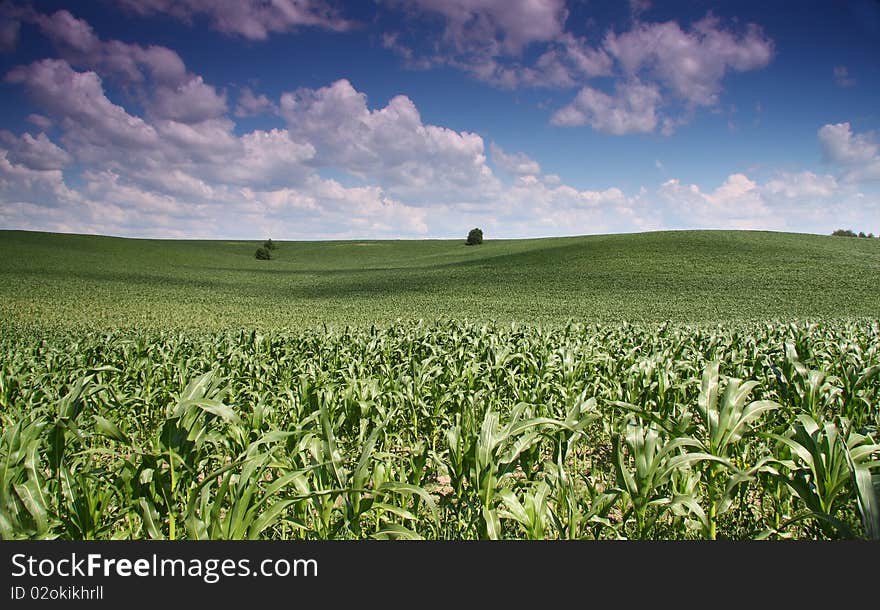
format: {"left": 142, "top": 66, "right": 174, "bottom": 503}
{"left": 2, "top": 320, "right": 879, "bottom": 540}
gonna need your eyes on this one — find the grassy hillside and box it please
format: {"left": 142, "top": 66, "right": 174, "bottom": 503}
{"left": 1, "top": 229, "right": 878, "bottom": 331}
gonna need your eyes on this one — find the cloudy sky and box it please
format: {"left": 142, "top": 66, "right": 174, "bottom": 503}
{"left": 0, "top": 0, "right": 878, "bottom": 239}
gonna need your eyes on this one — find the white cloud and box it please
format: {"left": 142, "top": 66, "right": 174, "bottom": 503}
{"left": 0, "top": 148, "right": 73, "bottom": 198}
{"left": 551, "top": 80, "right": 660, "bottom": 134}
{"left": 390, "top": 0, "right": 568, "bottom": 55}
{"left": 380, "top": 2, "right": 772, "bottom": 134}
{"left": 762, "top": 171, "right": 838, "bottom": 199}
{"left": 465, "top": 35, "right": 613, "bottom": 89}
{"left": 818, "top": 122, "right": 880, "bottom": 182}
{"left": 2, "top": 123, "right": 878, "bottom": 238}
{"left": 0, "top": 131, "right": 72, "bottom": 170}
{"left": 476, "top": 174, "right": 656, "bottom": 238}
{"left": 649, "top": 170, "right": 876, "bottom": 234}
{"left": 603, "top": 16, "right": 773, "bottom": 107}
{"left": 235, "top": 87, "right": 278, "bottom": 117}
{"left": 307, "top": 177, "right": 429, "bottom": 234}
{"left": 129, "top": 167, "right": 221, "bottom": 203}
{"left": 557, "top": 33, "right": 614, "bottom": 79}
{"left": 819, "top": 122, "right": 878, "bottom": 165}
{"left": 149, "top": 118, "right": 240, "bottom": 166}
{"left": 23, "top": 8, "right": 225, "bottom": 125}
{"left": 149, "top": 75, "right": 227, "bottom": 123}
{"left": 26, "top": 114, "right": 53, "bottom": 130}
{"left": 5, "top": 59, "right": 159, "bottom": 150}
{"left": 229, "top": 129, "right": 316, "bottom": 187}
{"left": 381, "top": 0, "right": 612, "bottom": 90}
{"left": 551, "top": 14, "right": 772, "bottom": 135}
{"left": 114, "top": 0, "right": 353, "bottom": 39}
{"left": 656, "top": 174, "right": 779, "bottom": 230}
{"left": 84, "top": 169, "right": 201, "bottom": 219}
{"left": 28, "top": 9, "right": 187, "bottom": 85}
{"left": 280, "top": 79, "right": 501, "bottom": 203}
{"left": 490, "top": 143, "right": 541, "bottom": 176}
{"left": 0, "top": 57, "right": 455, "bottom": 238}
{"left": 31, "top": 8, "right": 99, "bottom": 53}
{"left": 0, "top": 6, "right": 873, "bottom": 241}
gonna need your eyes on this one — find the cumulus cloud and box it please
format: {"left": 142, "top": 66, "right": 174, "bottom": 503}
{"left": 380, "top": 3, "right": 772, "bottom": 133}
{"left": 557, "top": 33, "right": 614, "bottom": 79}
{"left": 149, "top": 75, "right": 227, "bottom": 123}
{"left": 31, "top": 8, "right": 100, "bottom": 53}
{"left": 819, "top": 122, "right": 878, "bottom": 165}
{"left": 551, "top": 80, "right": 660, "bottom": 134}
{"left": 388, "top": 0, "right": 568, "bottom": 55}
{"left": 0, "top": 55, "right": 480, "bottom": 237}
{"left": 2, "top": 56, "right": 641, "bottom": 239}
{"left": 0, "top": 149, "right": 88, "bottom": 237}
{"left": 384, "top": 3, "right": 774, "bottom": 98}
{"left": 303, "top": 177, "right": 429, "bottom": 235}
{"left": 458, "top": 34, "right": 613, "bottom": 89}
{"left": 647, "top": 169, "right": 874, "bottom": 234}
{"left": 148, "top": 118, "right": 238, "bottom": 165}
{"left": 235, "top": 87, "right": 278, "bottom": 117}
{"left": 27, "top": 9, "right": 187, "bottom": 84}
{"left": 83, "top": 169, "right": 204, "bottom": 220}
{"left": 604, "top": 17, "right": 773, "bottom": 107}
{"left": 5, "top": 59, "right": 159, "bottom": 150}
{"left": 818, "top": 122, "right": 880, "bottom": 182}
{"left": 548, "top": 15, "right": 773, "bottom": 134}
{"left": 763, "top": 171, "right": 839, "bottom": 199}
{"left": 655, "top": 174, "right": 769, "bottom": 230}
{"left": 4, "top": 54, "right": 302, "bottom": 190}
{"left": 381, "top": 0, "right": 615, "bottom": 89}
{"left": 82, "top": 1, "right": 774, "bottom": 136}
{"left": 0, "top": 131, "right": 72, "bottom": 171}
{"left": 279, "top": 79, "right": 501, "bottom": 203}
{"left": 2, "top": 119, "right": 877, "bottom": 238}
{"left": 490, "top": 143, "right": 541, "bottom": 176}
{"left": 0, "top": 5, "right": 872, "bottom": 240}
{"left": 26, "top": 114, "right": 53, "bottom": 131}
{"left": 20, "top": 8, "right": 225, "bottom": 124}
{"left": 1, "top": 153, "right": 430, "bottom": 240}
{"left": 114, "top": 0, "right": 353, "bottom": 39}
{"left": 0, "top": 148, "right": 72, "bottom": 197}
{"left": 227, "top": 128, "right": 315, "bottom": 187}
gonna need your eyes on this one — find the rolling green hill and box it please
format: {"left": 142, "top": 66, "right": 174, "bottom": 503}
{"left": 1, "top": 229, "right": 878, "bottom": 331}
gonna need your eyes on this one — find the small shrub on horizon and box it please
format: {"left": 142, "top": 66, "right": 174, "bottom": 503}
{"left": 255, "top": 247, "right": 271, "bottom": 260}
{"left": 466, "top": 227, "right": 484, "bottom": 246}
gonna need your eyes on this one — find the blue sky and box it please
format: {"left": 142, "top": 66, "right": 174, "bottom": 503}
{"left": 0, "top": 0, "right": 878, "bottom": 239}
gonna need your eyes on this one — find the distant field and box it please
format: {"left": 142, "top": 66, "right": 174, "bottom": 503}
{"left": 1, "top": 229, "right": 879, "bottom": 331}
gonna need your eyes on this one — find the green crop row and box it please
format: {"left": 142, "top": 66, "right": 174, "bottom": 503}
{"left": 1, "top": 320, "right": 878, "bottom": 539}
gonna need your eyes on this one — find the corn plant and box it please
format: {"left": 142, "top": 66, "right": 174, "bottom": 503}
{"left": 767, "top": 415, "right": 880, "bottom": 538}
{"left": 1, "top": 319, "right": 878, "bottom": 540}
{"left": 691, "top": 362, "right": 779, "bottom": 539}
{"left": 612, "top": 417, "right": 718, "bottom": 538}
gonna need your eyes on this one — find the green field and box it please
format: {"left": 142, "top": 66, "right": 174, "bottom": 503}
{"left": 1, "top": 229, "right": 879, "bottom": 331}
{"left": 1, "top": 229, "right": 879, "bottom": 540}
